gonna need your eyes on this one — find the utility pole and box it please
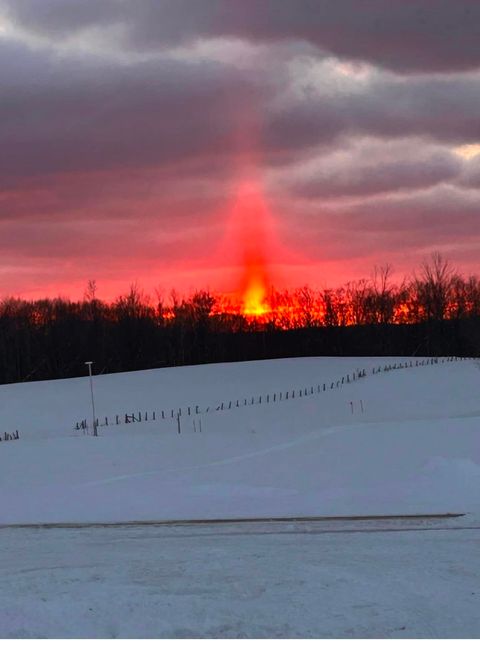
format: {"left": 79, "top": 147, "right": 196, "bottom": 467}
{"left": 85, "top": 361, "right": 97, "bottom": 437}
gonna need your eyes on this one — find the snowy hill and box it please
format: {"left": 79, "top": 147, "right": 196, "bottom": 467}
{"left": 1, "top": 357, "right": 479, "bottom": 524}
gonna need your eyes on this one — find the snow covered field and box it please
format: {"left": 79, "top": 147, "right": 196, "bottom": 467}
{"left": 1, "top": 356, "right": 479, "bottom": 637}
{"left": 1, "top": 357, "right": 479, "bottom": 523}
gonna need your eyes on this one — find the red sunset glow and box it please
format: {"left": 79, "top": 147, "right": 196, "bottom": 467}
{"left": 0, "top": 1, "right": 479, "bottom": 304}
{"left": 227, "top": 180, "right": 275, "bottom": 316}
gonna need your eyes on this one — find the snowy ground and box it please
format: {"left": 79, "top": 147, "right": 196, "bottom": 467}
{"left": 1, "top": 356, "right": 479, "bottom": 637}
{"left": 1, "top": 519, "right": 479, "bottom": 638}
{"left": 1, "top": 357, "right": 479, "bottom": 524}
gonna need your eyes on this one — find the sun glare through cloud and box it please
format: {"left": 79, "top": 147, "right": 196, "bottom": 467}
{"left": 454, "top": 143, "right": 480, "bottom": 160}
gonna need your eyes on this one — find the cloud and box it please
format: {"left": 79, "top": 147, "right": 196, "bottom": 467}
{"left": 0, "top": 38, "right": 273, "bottom": 186}
{"left": 274, "top": 139, "right": 463, "bottom": 200}
{"left": 264, "top": 66, "right": 480, "bottom": 156}
{"left": 2, "top": 37, "right": 480, "bottom": 192}
{"left": 3, "top": 0, "right": 480, "bottom": 73}
{"left": 279, "top": 184, "right": 480, "bottom": 262}
{"left": 458, "top": 153, "right": 480, "bottom": 189}
{"left": 0, "top": 1, "right": 479, "bottom": 297}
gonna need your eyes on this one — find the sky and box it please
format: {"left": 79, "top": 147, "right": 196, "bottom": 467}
{"left": 1, "top": 0, "right": 480, "bottom": 301}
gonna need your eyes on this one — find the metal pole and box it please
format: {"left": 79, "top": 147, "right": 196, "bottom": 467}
{"left": 85, "top": 361, "right": 97, "bottom": 437}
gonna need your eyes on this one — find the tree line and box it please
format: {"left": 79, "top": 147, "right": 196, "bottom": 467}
{"left": 0, "top": 254, "right": 479, "bottom": 384}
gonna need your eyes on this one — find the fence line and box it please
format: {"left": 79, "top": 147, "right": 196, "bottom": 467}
{"left": 74, "top": 356, "right": 472, "bottom": 435}
{"left": 0, "top": 430, "right": 20, "bottom": 443}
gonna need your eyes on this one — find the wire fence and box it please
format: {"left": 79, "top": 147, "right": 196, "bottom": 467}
{"left": 74, "top": 356, "right": 472, "bottom": 436}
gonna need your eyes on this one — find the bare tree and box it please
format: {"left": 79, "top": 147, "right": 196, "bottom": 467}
{"left": 372, "top": 265, "right": 397, "bottom": 325}
{"left": 416, "top": 253, "right": 455, "bottom": 321}
{"left": 83, "top": 279, "right": 97, "bottom": 302}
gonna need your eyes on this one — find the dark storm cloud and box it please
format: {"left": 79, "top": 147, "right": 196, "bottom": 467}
{"left": 3, "top": 0, "right": 480, "bottom": 74}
